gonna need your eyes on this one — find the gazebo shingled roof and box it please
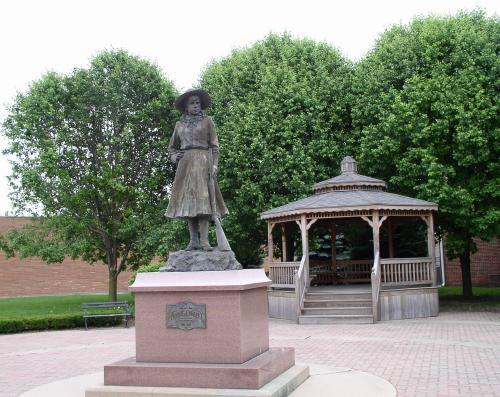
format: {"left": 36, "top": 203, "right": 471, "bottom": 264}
{"left": 261, "top": 156, "right": 437, "bottom": 220}
{"left": 261, "top": 190, "right": 437, "bottom": 219}
{"left": 312, "top": 173, "right": 386, "bottom": 191}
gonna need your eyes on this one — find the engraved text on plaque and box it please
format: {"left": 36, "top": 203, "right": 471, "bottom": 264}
{"left": 167, "top": 301, "right": 206, "bottom": 330}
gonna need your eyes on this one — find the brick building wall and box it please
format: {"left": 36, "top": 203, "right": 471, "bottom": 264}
{"left": 1, "top": 217, "right": 498, "bottom": 295}
{"left": 443, "top": 238, "right": 500, "bottom": 287}
{"left": 0, "top": 217, "right": 133, "bottom": 297}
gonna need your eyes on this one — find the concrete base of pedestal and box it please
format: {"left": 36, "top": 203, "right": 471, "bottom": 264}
{"left": 20, "top": 365, "right": 397, "bottom": 397}
{"left": 87, "top": 365, "right": 309, "bottom": 397}
{"left": 104, "top": 347, "right": 295, "bottom": 389}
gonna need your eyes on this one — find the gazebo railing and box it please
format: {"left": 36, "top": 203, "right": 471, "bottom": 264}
{"left": 270, "top": 257, "right": 434, "bottom": 288}
{"left": 269, "top": 261, "right": 300, "bottom": 288}
{"left": 381, "top": 257, "right": 434, "bottom": 286}
{"left": 336, "top": 259, "right": 372, "bottom": 282}
{"left": 268, "top": 257, "right": 307, "bottom": 321}
{"left": 309, "top": 259, "right": 372, "bottom": 284}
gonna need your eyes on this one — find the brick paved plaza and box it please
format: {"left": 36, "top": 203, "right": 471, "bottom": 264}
{"left": 1, "top": 311, "right": 499, "bottom": 397}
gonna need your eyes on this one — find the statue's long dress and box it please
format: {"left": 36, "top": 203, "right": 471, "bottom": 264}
{"left": 166, "top": 116, "right": 228, "bottom": 218}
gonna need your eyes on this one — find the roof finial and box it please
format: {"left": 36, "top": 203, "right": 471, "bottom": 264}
{"left": 341, "top": 156, "right": 357, "bottom": 174}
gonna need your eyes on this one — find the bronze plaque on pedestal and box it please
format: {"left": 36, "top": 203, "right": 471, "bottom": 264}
{"left": 167, "top": 301, "right": 206, "bottom": 330}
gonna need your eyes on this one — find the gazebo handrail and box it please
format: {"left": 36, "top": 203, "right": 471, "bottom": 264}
{"left": 336, "top": 258, "right": 372, "bottom": 264}
{"left": 371, "top": 251, "right": 381, "bottom": 322}
{"left": 295, "top": 255, "right": 307, "bottom": 319}
{"left": 269, "top": 261, "right": 301, "bottom": 267}
{"left": 380, "top": 257, "right": 432, "bottom": 264}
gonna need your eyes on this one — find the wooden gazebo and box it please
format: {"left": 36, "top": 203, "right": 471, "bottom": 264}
{"left": 261, "top": 157, "right": 440, "bottom": 324}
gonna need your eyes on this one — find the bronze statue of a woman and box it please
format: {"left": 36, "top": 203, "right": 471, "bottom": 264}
{"left": 166, "top": 89, "right": 228, "bottom": 251}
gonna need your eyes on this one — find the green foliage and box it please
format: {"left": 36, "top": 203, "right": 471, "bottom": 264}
{"left": 151, "top": 218, "right": 190, "bottom": 258}
{"left": 200, "top": 33, "right": 352, "bottom": 264}
{"left": 0, "top": 293, "right": 134, "bottom": 318}
{"left": 0, "top": 293, "right": 133, "bottom": 333}
{"left": 2, "top": 14, "right": 497, "bottom": 297}
{"left": 439, "top": 286, "right": 500, "bottom": 297}
{"left": 0, "top": 314, "right": 123, "bottom": 334}
{"left": 392, "top": 220, "right": 428, "bottom": 258}
{"left": 351, "top": 11, "right": 500, "bottom": 295}
{"left": 129, "top": 261, "right": 163, "bottom": 285}
{"left": 439, "top": 287, "right": 500, "bottom": 312}
{"left": 0, "top": 314, "right": 82, "bottom": 333}
{"left": 2, "top": 49, "right": 178, "bottom": 299}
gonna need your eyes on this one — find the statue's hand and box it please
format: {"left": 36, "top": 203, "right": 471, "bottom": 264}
{"left": 175, "top": 151, "right": 185, "bottom": 163}
{"left": 212, "top": 165, "right": 218, "bottom": 178}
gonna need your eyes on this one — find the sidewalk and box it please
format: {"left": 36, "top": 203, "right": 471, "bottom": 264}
{"left": 1, "top": 311, "right": 499, "bottom": 397}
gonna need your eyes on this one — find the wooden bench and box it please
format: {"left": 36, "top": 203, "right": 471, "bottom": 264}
{"left": 82, "top": 301, "right": 131, "bottom": 330}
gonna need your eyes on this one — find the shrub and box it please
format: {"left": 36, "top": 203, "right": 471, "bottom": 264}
{"left": 129, "top": 262, "right": 164, "bottom": 285}
{"left": 0, "top": 314, "right": 122, "bottom": 334}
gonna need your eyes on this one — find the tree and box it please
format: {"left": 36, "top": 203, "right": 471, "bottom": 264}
{"left": 1, "top": 49, "right": 178, "bottom": 300}
{"left": 351, "top": 11, "right": 500, "bottom": 297}
{"left": 200, "top": 33, "right": 352, "bottom": 264}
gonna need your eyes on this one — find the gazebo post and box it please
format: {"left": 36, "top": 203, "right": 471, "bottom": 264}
{"left": 362, "top": 211, "right": 387, "bottom": 269}
{"left": 286, "top": 230, "right": 295, "bottom": 262}
{"left": 268, "top": 222, "right": 275, "bottom": 268}
{"left": 372, "top": 211, "right": 380, "bottom": 260}
{"left": 420, "top": 212, "right": 436, "bottom": 286}
{"left": 388, "top": 217, "right": 395, "bottom": 258}
{"left": 420, "top": 214, "right": 437, "bottom": 286}
{"left": 427, "top": 214, "right": 436, "bottom": 286}
{"left": 300, "top": 214, "right": 309, "bottom": 285}
{"left": 330, "top": 222, "right": 337, "bottom": 284}
{"left": 281, "top": 224, "right": 287, "bottom": 262}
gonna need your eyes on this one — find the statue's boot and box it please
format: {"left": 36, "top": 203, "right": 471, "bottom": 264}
{"left": 185, "top": 218, "right": 200, "bottom": 250}
{"left": 199, "top": 216, "right": 213, "bottom": 251}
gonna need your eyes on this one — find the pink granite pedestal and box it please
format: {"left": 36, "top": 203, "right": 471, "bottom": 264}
{"left": 103, "top": 269, "right": 300, "bottom": 390}
{"left": 132, "top": 270, "right": 271, "bottom": 364}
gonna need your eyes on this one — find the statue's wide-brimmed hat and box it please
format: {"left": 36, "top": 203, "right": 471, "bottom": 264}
{"left": 174, "top": 89, "right": 211, "bottom": 111}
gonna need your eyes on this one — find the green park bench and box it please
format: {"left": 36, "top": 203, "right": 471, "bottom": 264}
{"left": 81, "top": 301, "right": 131, "bottom": 330}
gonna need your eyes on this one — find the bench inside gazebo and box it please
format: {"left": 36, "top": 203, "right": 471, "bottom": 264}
{"left": 261, "top": 157, "right": 440, "bottom": 324}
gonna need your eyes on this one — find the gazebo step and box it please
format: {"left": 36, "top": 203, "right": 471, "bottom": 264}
{"left": 305, "top": 292, "right": 371, "bottom": 300}
{"left": 304, "top": 299, "right": 372, "bottom": 308}
{"left": 305, "top": 293, "right": 372, "bottom": 302}
{"left": 302, "top": 306, "right": 372, "bottom": 316}
{"left": 298, "top": 314, "right": 374, "bottom": 324}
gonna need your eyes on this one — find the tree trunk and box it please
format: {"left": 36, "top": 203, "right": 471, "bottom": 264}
{"left": 108, "top": 270, "right": 118, "bottom": 301}
{"left": 104, "top": 237, "right": 119, "bottom": 301}
{"left": 459, "top": 246, "right": 473, "bottom": 298}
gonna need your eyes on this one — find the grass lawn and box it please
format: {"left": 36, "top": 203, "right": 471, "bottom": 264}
{"left": 439, "top": 286, "right": 500, "bottom": 312}
{"left": 0, "top": 293, "right": 134, "bottom": 321}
